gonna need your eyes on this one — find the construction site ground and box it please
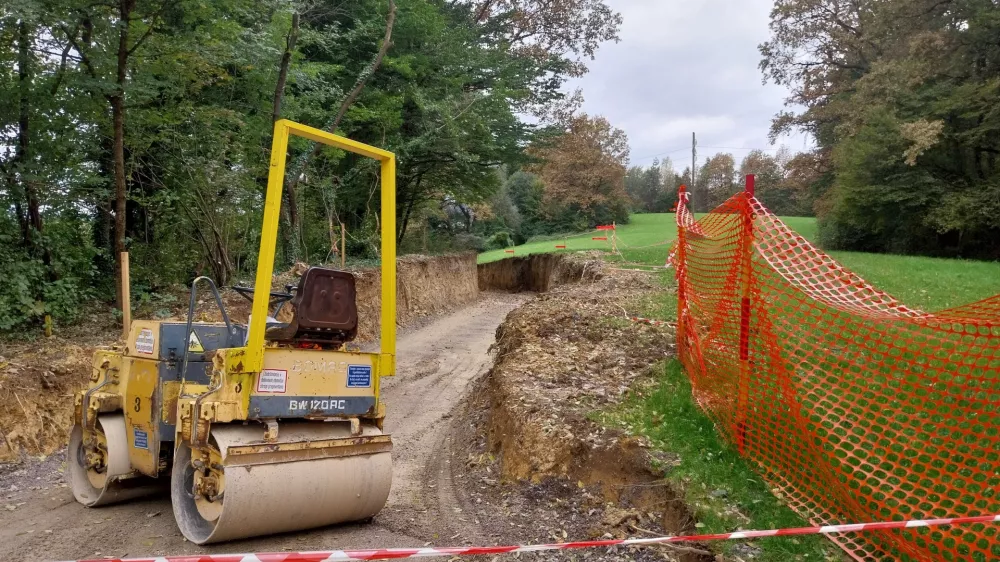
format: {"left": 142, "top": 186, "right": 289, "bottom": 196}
{"left": 0, "top": 262, "right": 713, "bottom": 562}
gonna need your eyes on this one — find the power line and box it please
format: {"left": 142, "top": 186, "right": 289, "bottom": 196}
{"left": 699, "top": 146, "right": 782, "bottom": 151}
{"left": 629, "top": 146, "right": 691, "bottom": 163}
{"left": 631, "top": 144, "right": 796, "bottom": 164}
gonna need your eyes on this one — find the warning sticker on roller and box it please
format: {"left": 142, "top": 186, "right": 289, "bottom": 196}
{"left": 256, "top": 369, "right": 287, "bottom": 393}
{"left": 347, "top": 365, "right": 372, "bottom": 388}
{"left": 187, "top": 331, "right": 204, "bottom": 353}
{"left": 135, "top": 329, "right": 154, "bottom": 355}
{"left": 133, "top": 428, "right": 148, "bottom": 449}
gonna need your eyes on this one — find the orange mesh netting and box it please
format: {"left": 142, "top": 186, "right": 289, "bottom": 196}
{"left": 673, "top": 180, "right": 1000, "bottom": 562}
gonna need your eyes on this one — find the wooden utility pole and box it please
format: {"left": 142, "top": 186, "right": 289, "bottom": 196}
{"left": 691, "top": 132, "right": 697, "bottom": 211}
{"left": 121, "top": 251, "right": 131, "bottom": 340}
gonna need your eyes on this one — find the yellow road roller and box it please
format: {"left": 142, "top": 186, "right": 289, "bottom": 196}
{"left": 69, "top": 120, "right": 398, "bottom": 544}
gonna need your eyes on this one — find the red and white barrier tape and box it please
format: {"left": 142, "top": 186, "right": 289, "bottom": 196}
{"left": 67, "top": 514, "right": 1000, "bottom": 562}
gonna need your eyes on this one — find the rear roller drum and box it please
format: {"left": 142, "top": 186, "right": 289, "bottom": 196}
{"left": 69, "top": 414, "right": 162, "bottom": 506}
{"left": 172, "top": 422, "right": 392, "bottom": 544}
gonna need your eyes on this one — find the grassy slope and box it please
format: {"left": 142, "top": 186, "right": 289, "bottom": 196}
{"left": 829, "top": 252, "right": 1000, "bottom": 311}
{"left": 598, "top": 359, "right": 845, "bottom": 561}
{"left": 485, "top": 214, "right": 1000, "bottom": 561}
{"left": 483, "top": 212, "right": 1000, "bottom": 309}
{"left": 478, "top": 213, "right": 677, "bottom": 264}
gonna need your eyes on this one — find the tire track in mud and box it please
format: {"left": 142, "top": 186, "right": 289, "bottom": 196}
{"left": 0, "top": 294, "right": 527, "bottom": 562}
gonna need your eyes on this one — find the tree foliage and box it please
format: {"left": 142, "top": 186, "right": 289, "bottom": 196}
{"left": 697, "top": 153, "right": 737, "bottom": 210}
{"left": 528, "top": 114, "right": 630, "bottom": 230}
{"left": 761, "top": 0, "right": 1000, "bottom": 257}
{"left": 669, "top": 149, "right": 817, "bottom": 215}
{"left": 625, "top": 157, "right": 679, "bottom": 213}
{"left": 0, "top": 0, "right": 622, "bottom": 331}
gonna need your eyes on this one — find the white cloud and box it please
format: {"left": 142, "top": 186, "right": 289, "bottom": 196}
{"left": 626, "top": 115, "right": 735, "bottom": 157}
{"left": 571, "top": 0, "right": 813, "bottom": 168}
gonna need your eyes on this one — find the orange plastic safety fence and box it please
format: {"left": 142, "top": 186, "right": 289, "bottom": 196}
{"left": 674, "top": 187, "right": 1000, "bottom": 562}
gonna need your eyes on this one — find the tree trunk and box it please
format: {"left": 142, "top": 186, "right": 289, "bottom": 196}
{"left": 14, "top": 20, "right": 53, "bottom": 276}
{"left": 271, "top": 12, "right": 299, "bottom": 124}
{"left": 112, "top": 0, "right": 135, "bottom": 311}
{"left": 284, "top": 0, "right": 397, "bottom": 260}
{"left": 283, "top": 187, "right": 301, "bottom": 263}
{"left": 13, "top": 200, "right": 29, "bottom": 246}
{"left": 397, "top": 176, "right": 420, "bottom": 244}
{"left": 15, "top": 20, "right": 38, "bottom": 248}
{"left": 272, "top": 12, "right": 300, "bottom": 266}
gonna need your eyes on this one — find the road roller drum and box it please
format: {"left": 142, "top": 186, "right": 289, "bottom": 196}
{"left": 69, "top": 414, "right": 163, "bottom": 506}
{"left": 172, "top": 422, "right": 392, "bottom": 544}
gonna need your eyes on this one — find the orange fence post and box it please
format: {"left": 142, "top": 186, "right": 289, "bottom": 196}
{"left": 736, "top": 174, "right": 755, "bottom": 454}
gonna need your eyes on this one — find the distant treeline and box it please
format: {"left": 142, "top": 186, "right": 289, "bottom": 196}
{"left": 624, "top": 148, "right": 821, "bottom": 217}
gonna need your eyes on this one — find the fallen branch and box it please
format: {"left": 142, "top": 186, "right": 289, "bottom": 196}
{"left": 629, "top": 524, "right": 714, "bottom": 557}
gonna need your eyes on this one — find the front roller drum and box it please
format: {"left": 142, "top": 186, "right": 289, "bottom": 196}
{"left": 171, "top": 422, "right": 392, "bottom": 544}
{"left": 69, "top": 414, "right": 162, "bottom": 506}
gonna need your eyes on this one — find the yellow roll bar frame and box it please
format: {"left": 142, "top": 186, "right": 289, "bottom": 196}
{"left": 245, "top": 119, "right": 396, "bottom": 377}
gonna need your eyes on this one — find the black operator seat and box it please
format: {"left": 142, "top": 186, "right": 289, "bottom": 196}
{"left": 265, "top": 267, "right": 359, "bottom": 345}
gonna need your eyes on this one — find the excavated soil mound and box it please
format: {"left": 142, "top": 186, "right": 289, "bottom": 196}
{"left": 486, "top": 265, "right": 673, "bottom": 483}
{"left": 355, "top": 253, "right": 478, "bottom": 341}
{"left": 467, "top": 261, "right": 711, "bottom": 560}
{"left": 0, "top": 253, "right": 478, "bottom": 461}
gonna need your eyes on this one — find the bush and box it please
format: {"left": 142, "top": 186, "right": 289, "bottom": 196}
{"left": 0, "top": 251, "right": 96, "bottom": 332}
{"left": 0, "top": 218, "right": 99, "bottom": 333}
{"left": 454, "top": 233, "right": 487, "bottom": 252}
{"left": 487, "top": 231, "right": 513, "bottom": 249}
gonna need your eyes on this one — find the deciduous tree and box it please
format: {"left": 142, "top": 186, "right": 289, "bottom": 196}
{"left": 528, "top": 114, "right": 630, "bottom": 229}
{"left": 760, "top": 0, "right": 1000, "bottom": 257}
{"left": 697, "top": 153, "right": 736, "bottom": 211}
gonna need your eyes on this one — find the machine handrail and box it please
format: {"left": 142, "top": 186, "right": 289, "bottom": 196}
{"left": 179, "top": 276, "right": 236, "bottom": 395}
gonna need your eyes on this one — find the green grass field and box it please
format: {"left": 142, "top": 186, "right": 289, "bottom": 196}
{"left": 480, "top": 213, "right": 1000, "bottom": 310}
{"left": 478, "top": 213, "right": 679, "bottom": 264}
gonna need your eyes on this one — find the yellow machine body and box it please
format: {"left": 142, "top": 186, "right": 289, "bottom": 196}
{"left": 69, "top": 121, "right": 397, "bottom": 544}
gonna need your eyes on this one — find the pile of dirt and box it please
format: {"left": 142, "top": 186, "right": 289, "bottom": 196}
{"left": 0, "top": 311, "right": 117, "bottom": 462}
{"left": 0, "top": 253, "right": 478, "bottom": 462}
{"left": 477, "top": 253, "right": 604, "bottom": 292}
{"left": 459, "top": 261, "right": 710, "bottom": 561}
{"left": 486, "top": 264, "right": 674, "bottom": 483}
{"left": 354, "top": 253, "right": 479, "bottom": 341}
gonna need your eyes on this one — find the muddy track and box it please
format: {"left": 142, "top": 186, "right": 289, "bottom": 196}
{"left": 0, "top": 294, "right": 528, "bottom": 562}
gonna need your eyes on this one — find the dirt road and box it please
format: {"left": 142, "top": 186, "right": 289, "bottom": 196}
{"left": 0, "top": 294, "right": 527, "bottom": 562}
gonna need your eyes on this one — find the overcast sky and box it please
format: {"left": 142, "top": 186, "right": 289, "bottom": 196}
{"left": 570, "top": 0, "right": 814, "bottom": 170}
